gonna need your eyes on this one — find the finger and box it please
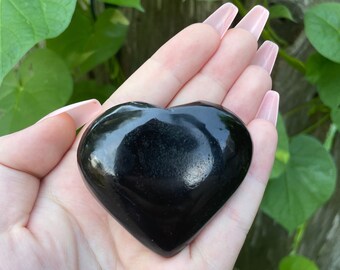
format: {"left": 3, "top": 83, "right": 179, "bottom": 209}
{"left": 0, "top": 100, "right": 101, "bottom": 231}
{"left": 103, "top": 23, "right": 221, "bottom": 110}
{"left": 222, "top": 41, "right": 278, "bottom": 124}
{"left": 169, "top": 6, "right": 269, "bottom": 106}
{"left": 204, "top": 3, "right": 239, "bottom": 38}
{"left": 191, "top": 91, "right": 279, "bottom": 270}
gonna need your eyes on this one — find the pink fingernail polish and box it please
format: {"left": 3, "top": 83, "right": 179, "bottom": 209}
{"left": 204, "top": 3, "right": 238, "bottom": 37}
{"left": 256, "top": 91, "right": 280, "bottom": 126}
{"left": 235, "top": 5, "right": 269, "bottom": 40}
{"left": 251, "top": 41, "right": 279, "bottom": 74}
{"left": 38, "top": 99, "right": 102, "bottom": 129}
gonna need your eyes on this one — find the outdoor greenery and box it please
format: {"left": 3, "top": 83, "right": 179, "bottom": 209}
{"left": 0, "top": 0, "right": 339, "bottom": 269}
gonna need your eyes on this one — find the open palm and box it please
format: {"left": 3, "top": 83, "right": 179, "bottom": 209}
{"left": 0, "top": 4, "right": 279, "bottom": 270}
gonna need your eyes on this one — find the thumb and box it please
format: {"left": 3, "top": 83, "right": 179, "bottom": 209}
{"left": 0, "top": 113, "right": 76, "bottom": 178}
{"left": 0, "top": 99, "right": 101, "bottom": 178}
{"left": 0, "top": 99, "right": 101, "bottom": 232}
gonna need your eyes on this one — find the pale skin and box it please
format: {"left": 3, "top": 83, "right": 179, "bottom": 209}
{"left": 0, "top": 9, "right": 278, "bottom": 270}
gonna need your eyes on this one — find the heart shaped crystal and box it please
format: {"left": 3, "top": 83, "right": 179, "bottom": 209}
{"left": 77, "top": 102, "right": 252, "bottom": 257}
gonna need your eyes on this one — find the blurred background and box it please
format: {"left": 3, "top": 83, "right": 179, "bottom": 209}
{"left": 0, "top": 0, "right": 339, "bottom": 269}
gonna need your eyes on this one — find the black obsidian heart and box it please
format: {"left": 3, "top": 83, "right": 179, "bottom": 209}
{"left": 77, "top": 102, "right": 252, "bottom": 257}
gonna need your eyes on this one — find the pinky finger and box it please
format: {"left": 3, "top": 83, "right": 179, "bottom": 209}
{"left": 191, "top": 91, "right": 279, "bottom": 270}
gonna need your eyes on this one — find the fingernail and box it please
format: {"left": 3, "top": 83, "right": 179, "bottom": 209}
{"left": 235, "top": 5, "right": 269, "bottom": 40}
{"left": 256, "top": 91, "right": 280, "bottom": 126}
{"left": 251, "top": 41, "right": 279, "bottom": 74}
{"left": 204, "top": 3, "right": 238, "bottom": 37}
{"left": 38, "top": 99, "right": 102, "bottom": 129}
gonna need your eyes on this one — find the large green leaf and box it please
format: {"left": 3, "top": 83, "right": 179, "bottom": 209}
{"left": 305, "top": 3, "right": 340, "bottom": 63}
{"left": 69, "top": 80, "right": 115, "bottom": 104}
{"left": 262, "top": 135, "right": 336, "bottom": 232}
{"left": 279, "top": 255, "right": 319, "bottom": 270}
{"left": 47, "top": 7, "right": 129, "bottom": 74}
{"left": 98, "top": 0, "right": 144, "bottom": 11}
{"left": 306, "top": 53, "right": 340, "bottom": 109}
{"left": 0, "top": 49, "right": 73, "bottom": 135}
{"left": 0, "top": 0, "right": 76, "bottom": 84}
{"left": 271, "top": 114, "right": 290, "bottom": 178}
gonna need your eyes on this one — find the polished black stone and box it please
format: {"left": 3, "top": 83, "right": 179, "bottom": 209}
{"left": 77, "top": 102, "right": 253, "bottom": 257}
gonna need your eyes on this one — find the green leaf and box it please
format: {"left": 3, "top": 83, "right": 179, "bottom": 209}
{"left": 271, "top": 114, "right": 290, "bottom": 178}
{"left": 47, "top": 7, "right": 129, "bottom": 74}
{"left": 0, "top": 49, "right": 73, "bottom": 135}
{"left": 47, "top": 5, "right": 92, "bottom": 71}
{"left": 306, "top": 53, "right": 340, "bottom": 109}
{"left": 261, "top": 135, "right": 337, "bottom": 232}
{"left": 279, "top": 255, "right": 319, "bottom": 270}
{"left": 305, "top": 3, "right": 340, "bottom": 63}
{"left": 331, "top": 107, "right": 340, "bottom": 131}
{"left": 98, "top": 0, "right": 144, "bottom": 11}
{"left": 0, "top": 0, "right": 76, "bottom": 85}
{"left": 269, "top": 4, "right": 296, "bottom": 22}
{"left": 69, "top": 80, "right": 115, "bottom": 104}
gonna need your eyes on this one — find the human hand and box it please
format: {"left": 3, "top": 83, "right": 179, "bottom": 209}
{"left": 0, "top": 4, "right": 279, "bottom": 270}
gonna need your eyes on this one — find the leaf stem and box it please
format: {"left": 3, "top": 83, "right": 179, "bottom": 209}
{"left": 300, "top": 114, "right": 330, "bottom": 134}
{"left": 284, "top": 97, "right": 319, "bottom": 118}
{"left": 290, "top": 223, "right": 306, "bottom": 255}
{"left": 263, "top": 27, "right": 288, "bottom": 47}
{"left": 90, "top": 0, "right": 97, "bottom": 20}
{"left": 324, "top": 124, "right": 337, "bottom": 152}
{"left": 278, "top": 49, "right": 306, "bottom": 74}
